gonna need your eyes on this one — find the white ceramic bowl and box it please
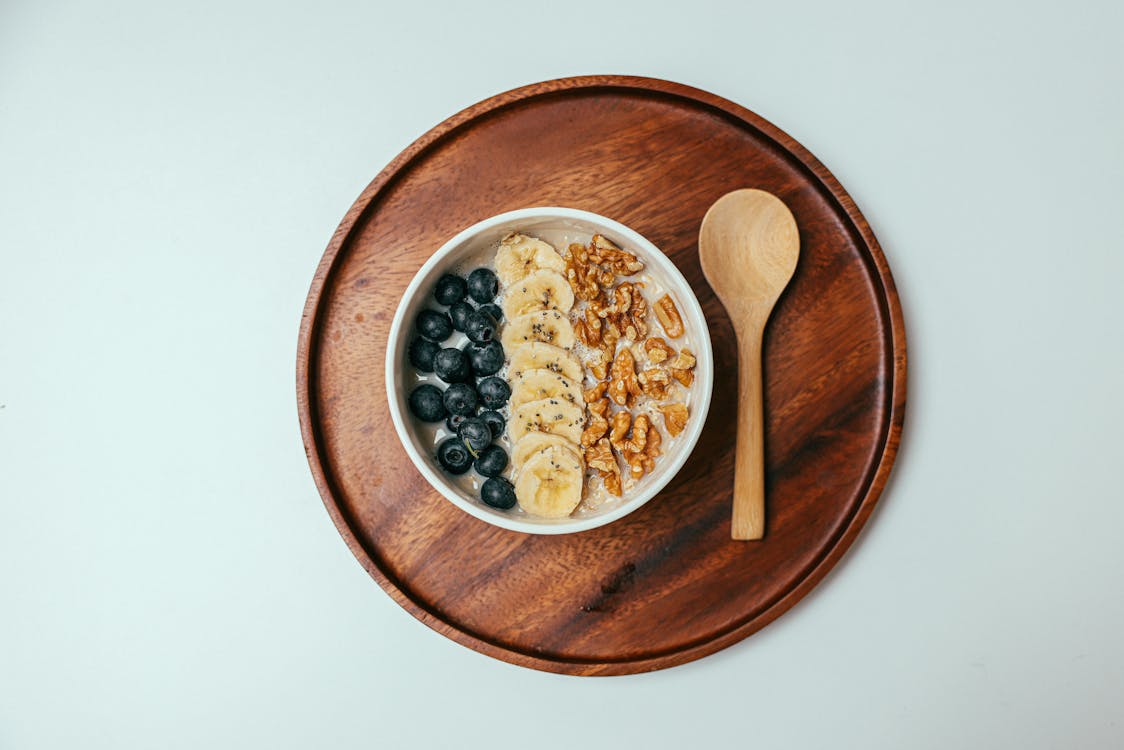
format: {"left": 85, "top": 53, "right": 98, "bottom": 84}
{"left": 386, "top": 207, "right": 713, "bottom": 534}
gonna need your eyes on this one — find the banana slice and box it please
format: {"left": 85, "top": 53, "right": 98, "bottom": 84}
{"left": 502, "top": 269, "right": 574, "bottom": 318}
{"left": 500, "top": 309, "right": 575, "bottom": 350}
{"left": 510, "top": 368, "right": 582, "bottom": 409}
{"left": 495, "top": 233, "right": 566, "bottom": 285}
{"left": 507, "top": 342, "right": 583, "bottom": 382}
{"left": 509, "top": 397, "right": 585, "bottom": 444}
{"left": 512, "top": 432, "right": 583, "bottom": 469}
{"left": 515, "top": 445, "right": 584, "bottom": 518}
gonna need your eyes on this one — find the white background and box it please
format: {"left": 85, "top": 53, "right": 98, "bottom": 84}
{"left": 2, "top": 1, "right": 1122, "bottom": 748}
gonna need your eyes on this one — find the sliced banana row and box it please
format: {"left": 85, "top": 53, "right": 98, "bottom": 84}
{"left": 498, "top": 234, "right": 586, "bottom": 519}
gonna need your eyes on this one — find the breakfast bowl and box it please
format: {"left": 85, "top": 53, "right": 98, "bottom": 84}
{"left": 385, "top": 207, "right": 713, "bottom": 534}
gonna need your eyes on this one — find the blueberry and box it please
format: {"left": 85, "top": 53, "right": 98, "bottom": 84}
{"left": 457, "top": 417, "right": 492, "bottom": 455}
{"left": 478, "top": 303, "right": 503, "bottom": 324}
{"left": 443, "top": 382, "right": 478, "bottom": 416}
{"left": 466, "top": 340, "right": 504, "bottom": 376}
{"left": 449, "top": 301, "right": 474, "bottom": 332}
{"left": 481, "top": 477, "right": 517, "bottom": 509}
{"left": 416, "top": 309, "right": 452, "bottom": 342}
{"left": 467, "top": 268, "right": 499, "bottom": 304}
{"left": 436, "top": 437, "right": 472, "bottom": 475}
{"left": 407, "top": 384, "right": 445, "bottom": 422}
{"left": 445, "top": 412, "right": 468, "bottom": 433}
{"left": 474, "top": 444, "right": 508, "bottom": 477}
{"left": 476, "top": 376, "right": 511, "bottom": 409}
{"left": 433, "top": 348, "right": 472, "bottom": 383}
{"left": 478, "top": 410, "right": 505, "bottom": 440}
{"left": 408, "top": 337, "right": 440, "bottom": 372}
{"left": 434, "top": 274, "right": 466, "bottom": 306}
{"left": 464, "top": 310, "right": 495, "bottom": 344}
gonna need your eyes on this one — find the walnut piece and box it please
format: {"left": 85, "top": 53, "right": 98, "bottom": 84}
{"left": 608, "top": 347, "right": 642, "bottom": 406}
{"left": 589, "top": 349, "right": 609, "bottom": 381}
{"left": 583, "top": 381, "right": 608, "bottom": 403}
{"left": 621, "top": 415, "right": 654, "bottom": 479}
{"left": 600, "top": 469, "right": 622, "bottom": 497}
{"left": 642, "top": 424, "right": 662, "bottom": 475}
{"left": 659, "top": 403, "right": 689, "bottom": 437}
{"left": 654, "top": 294, "right": 685, "bottom": 338}
{"left": 564, "top": 243, "right": 602, "bottom": 301}
{"left": 588, "top": 234, "right": 644, "bottom": 276}
{"left": 581, "top": 411, "right": 609, "bottom": 449}
{"left": 620, "top": 413, "right": 650, "bottom": 454}
{"left": 582, "top": 395, "right": 610, "bottom": 448}
{"left": 623, "top": 283, "right": 648, "bottom": 340}
{"left": 669, "top": 348, "right": 696, "bottom": 370}
{"left": 577, "top": 307, "right": 603, "bottom": 347}
{"left": 585, "top": 437, "right": 616, "bottom": 474}
{"left": 608, "top": 410, "right": 631, "bottom": 451}
{"left": 644, "top": 337, "right": 674, "bottom": 364}
{"left": 588, "top": 397, "right": 609, "bottom": 418}
{"left": 670, "top": 368, "right": 695, "bottom": 387}
{"left": 638, "top": 367, "right": 672, "bottom": 399}
{"left": 668, "top": 346, "right": 696, "bottom": 387}
{"left": 590, "top": 282, "right": 648, "bottom": 344}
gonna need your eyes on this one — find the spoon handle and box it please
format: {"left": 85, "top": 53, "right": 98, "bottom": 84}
{"left": 733, "top": 327, "right": 765, "bottom": 540}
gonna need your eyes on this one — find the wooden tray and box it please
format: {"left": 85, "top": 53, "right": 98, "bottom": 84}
{"left": 297, "top": 76, "right": 906, "bottom": 675}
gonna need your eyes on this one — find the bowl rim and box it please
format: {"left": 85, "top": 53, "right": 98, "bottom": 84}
{"left": 385, "top": 206, "right": 714, "bottom": 534}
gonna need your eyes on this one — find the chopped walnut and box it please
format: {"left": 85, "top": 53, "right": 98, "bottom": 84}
{"left": 574, "top": 307, "right": 602, "bottom": 348}
{"left": 608, "top": 410, "right": 631, "bottom": 452}
{"left": 583, "top": 380, "right": 608, "bottom": 403}
{"left": 608, "top": 347, "right": 642, "bottom": 407}
{"left": 582, "top": 395, "right": 611, "bottom": 449}
{"left": 624, "top": 284, "right": 648, "bottom": 340}
{"left": 624, "top": 454, "right": 645, "bottom": 480}
{"left": 659, "top": 404, "right": 689, "bottom": 437}
{"left": 594, "top": 283, "right": 648, "bottom": 342}
{"left": 588, "top": 397, "right": 609, "bottom": 418}
{"left": 620, "top": 413, "right": 650, "bottom": 454}
{"left": 638, "top": 367, "right": 672, "bottom": 399}
{"left": 600, "top": 468, "right": 622, "bottom": 497}
{"left": 601, "top": 283, "right": 632, "bottom": 317}
{"left": 565, "top": 239, "right": 621, "bottom": 303}
{"left": 670, "top": 368, "right": 694, "bottom": 387}
{"left": 601, "top": 318, "right": 622, "bottom": 350}
{"left": 621, "top": 415, "right": 655, "bottom": 479}
{"left": 584, "top": 437, "right": 616, "bottom": 474}
{"left": 581, "top": 411, "right": 609, "bottom": 449}
{"left": 564, "top": 243, "right": 601, "bottom": 301}
{"left": 654, "top": 294, "right": 685, "bottom": 338}
{"left": 642, "top": 424, "right": 662, "bottom": 474}
{"left": 669, "top": 348, "right": 696, "bottom": 370}
{"left": 585, "top": 349, "right": 606, "bottom": 381}
{"left": 668, "top": 347, "right": 696, "bottom": 387}
{"left": 588, "top": 234, "right": 644, "bottom": 276}
{"left": 644, "top": 337, "right": 674, "bottom": 364}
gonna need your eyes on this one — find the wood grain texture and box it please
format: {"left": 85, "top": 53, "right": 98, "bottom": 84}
{"left": 296, "top": 76, "right": 907, "bottom": 675}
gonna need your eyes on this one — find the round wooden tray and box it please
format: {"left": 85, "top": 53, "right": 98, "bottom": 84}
{"left": 297, "top": 76, "right": 906, "bottom": 675}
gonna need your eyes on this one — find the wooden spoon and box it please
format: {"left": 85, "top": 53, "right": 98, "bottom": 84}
{"left": 699, "top": 189, "right": 799, "bottom": 540}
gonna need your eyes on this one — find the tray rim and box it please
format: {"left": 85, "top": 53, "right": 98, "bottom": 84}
{"left": 296, "top": 75, "right": 908, "bottom": 676}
